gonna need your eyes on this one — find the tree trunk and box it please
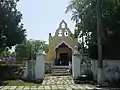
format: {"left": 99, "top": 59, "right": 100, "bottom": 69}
{"left": 82, "top": 31, "right": 84, "bottom": 54}
{"left": 97, "top": 0, "right": 104, "bottom": 84}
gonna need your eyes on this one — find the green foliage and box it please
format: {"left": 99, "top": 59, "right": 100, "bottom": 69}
{"left": 0, "top": 50, "right": 10, "bottom": 57}
{"left": 15, "top": 39, "right": 48, "bottom": 60}
{"left": 0, "top": 0, "right": 26, "bottom": 51}
{"left": 66, "top": 0, "right": 120, "bottom": 59}
{"left": 0, "top": 48, "right": 15, "bottom": 57}
{"left": 43, "top": 44, "right": 49, "bottom": 54}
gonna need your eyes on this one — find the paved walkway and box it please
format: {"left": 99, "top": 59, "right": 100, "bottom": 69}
{"left": 0, "top": 85, "right": 102, "bottom": 90}
{"left": 0, "top": 76, "right": 118, "bottom": 90}
{"left": 42, "top": 76, "right": 74, "bottom": 85}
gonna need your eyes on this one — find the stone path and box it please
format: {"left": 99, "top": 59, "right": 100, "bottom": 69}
{"left": 0, "top": 76, "right": 119, "bottom": 90}
{"left": 1, "top": 85, "right": 120, "bottom": 90}
{"left": 0, "top": 85, "right": 103, "bottom": 90}
{"left": 42, "top": 76, "right": 74, "bottom": 85}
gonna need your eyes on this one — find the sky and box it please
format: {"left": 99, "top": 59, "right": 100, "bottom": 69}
{"left": 17, "top": 0, "right": 75, "bottom": 43}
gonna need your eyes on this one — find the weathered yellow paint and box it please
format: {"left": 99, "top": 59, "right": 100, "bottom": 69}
{"left": 45, "top": 20, "right": 78, "bottom": 61}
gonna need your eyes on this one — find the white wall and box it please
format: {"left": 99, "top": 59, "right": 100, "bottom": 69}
{"left": 91, "top": 60, "right": 120, "bottom": 82}
{"left": 23, "top": 60, "right": 36, "bottom": 79}
{"left": 23, "top": 53, "right": 45, "bottom": 80}
{"left": 35, "top": 54, "right": 45, "bottom": 80}
{"left": 72, "top": 55, "right": 81, "bottom": 79}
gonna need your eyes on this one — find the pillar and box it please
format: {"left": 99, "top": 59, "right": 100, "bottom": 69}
{"left": 35, "top": 51, "right": 45, "bottom": 80}
{"left": 72, "top": 46, "right": 81, "bottom": 79}
{"left": 23, "top": 61, "right": 28, "bottom": 78}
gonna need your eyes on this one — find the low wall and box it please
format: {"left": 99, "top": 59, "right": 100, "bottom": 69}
{"left": 23, "top": 60, "right": 36, "bottom": 79}
{"left": 80, "top": 64, "right": 91, "bottom": 74}
{"left": 44, "top": 61, "right": 52, "bottom": 73}
{"left": 91, "top": 60, "right": 120, "bottom": 82}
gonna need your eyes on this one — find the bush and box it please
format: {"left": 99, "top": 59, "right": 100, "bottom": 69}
{"left": 0, "top": 65, "right": 20, "bottom": 80}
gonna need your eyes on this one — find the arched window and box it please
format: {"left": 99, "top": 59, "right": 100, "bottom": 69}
{"left": 58, "top": 30, "right": 63, "bottom": 37}
{"left": 61, "top": 23, "right": 65, "bottom": 28}
{"left": 64, "top": 30, "right": 69, "bottom": 36}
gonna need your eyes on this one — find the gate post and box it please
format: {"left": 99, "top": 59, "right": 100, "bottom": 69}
{"left": 35, "top": 50, "right": 45, "bottom": 80}
{"left": 23, "top": 61, "right": 28, "bottom": 78}
{"left": 72, "top": 46, "right": 81, "bottom": 79}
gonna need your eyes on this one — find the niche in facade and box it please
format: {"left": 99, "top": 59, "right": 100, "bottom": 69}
{"left": 61, "top": 22, "right": 65, "bottom": 28}
{"left": 64, "top": 30, "right": 69, "bottom": 36}
{"left": 58, "top": 30, "right": 63, "bottom": 37}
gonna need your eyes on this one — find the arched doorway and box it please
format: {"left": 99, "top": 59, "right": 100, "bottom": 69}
{"left": 55, "top": 43, "right": 72, "bottom": 66}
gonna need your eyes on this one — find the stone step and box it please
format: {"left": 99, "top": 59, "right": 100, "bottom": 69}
{"left": 52, "top": 71, "right": 70, "bottom": 73}
{"left": 52, "top": 71, "right": 69, "bottom": 73}
{"left": 51, "top": 73, "right": 71, "bottom": 76}
{"left": 54, "top": 70, "right": 69, "bottom": 72}
{"left": 51, "top": 66, "right": 71, "bottom": 76}
{"left": 52, "top": 69, "right": 69, "bottom": 71}
{"left": 52, "top": 70, "right": 70, "bottom": 74}
{"left": 52, "top": 66, "right": 69, "bottom": 69}
{"left": 51, "top": 71, "right": 71, "bottom": 76}
{"left": 52, "top": 68, "right": 69, "bottom": 70}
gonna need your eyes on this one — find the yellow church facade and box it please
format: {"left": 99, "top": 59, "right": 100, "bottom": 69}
{"left": 45, "top": 20, "right": 78, "bottom": 65}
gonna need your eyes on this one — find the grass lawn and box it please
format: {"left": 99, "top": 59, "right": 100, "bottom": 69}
{"left": 3, "top": 80, "right": 41, "bottom": 86}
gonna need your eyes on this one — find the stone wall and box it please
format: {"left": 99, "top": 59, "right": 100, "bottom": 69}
{"left": 23, "top": 60, "right": 36, "bottom": 79}
{"left": 44, "top": 61, "right": 52, "bottom": 73}
{"left": 23, "top": 52, "right": 45, "bottom": 80}
{"left": 91, "top": 60, "right": 120, "bottom": 82}
{"left": 80, "top": 64, "right": 91, "bottom": 74}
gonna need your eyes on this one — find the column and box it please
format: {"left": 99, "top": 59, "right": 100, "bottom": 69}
{"left": 72, "top": 46, "right": 81, "bottom": 79}
{"left": 35, "top": 51, "right": 45, "bottom": 80}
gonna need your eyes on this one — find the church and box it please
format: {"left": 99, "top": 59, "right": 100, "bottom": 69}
{"left": 45, "top": 20, "right": 78, "bottom": 66}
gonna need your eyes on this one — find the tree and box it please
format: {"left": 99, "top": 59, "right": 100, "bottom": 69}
{"left": 97, "top": 0, "right": 103, "bottom": 84}
{"left": 43, "top": 44, "right": 49, "bottom": 54}
{"left": 0, "top": 49, "right": 11, "bottom": 57}
{"left": 66, "top": 0, "right": 120, "bottom": 60}
{"left": 65, "top": 0, "right": 86, "bottom": 54}
{"left": 15, "top": 43, "right": 30, "bottom": 60}
{"left": 15, "top": 39, "right": 48, "bottom": 60}
{"left": 0, "top": 0, "right": 26, "bottom": 52}
{"left": 28, "top": 39, "right": 47, "bottom": 59}
{"left": 0, "top": 48, "right": 16, "bottom": 58}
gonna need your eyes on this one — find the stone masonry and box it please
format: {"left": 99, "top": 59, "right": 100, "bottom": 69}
{"left": 1, "top": 76, "right": 118, "bottom": 90}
